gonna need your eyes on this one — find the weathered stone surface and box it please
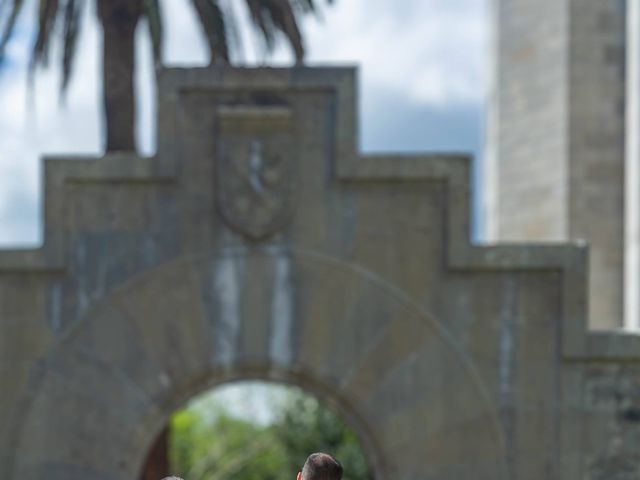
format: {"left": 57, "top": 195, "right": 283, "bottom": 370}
{"left": 485, "top": 0, "right": 626, "bottom": 329}
{"left": 0, "top": 66, "right": 638, "bottom": 480}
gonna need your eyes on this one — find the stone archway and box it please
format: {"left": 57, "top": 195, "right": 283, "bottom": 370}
{"left": 10, "top": 248, "right": 507, "bottom": 480}
{"left": 6, "top": 66, "right": 636, "bottom": 480}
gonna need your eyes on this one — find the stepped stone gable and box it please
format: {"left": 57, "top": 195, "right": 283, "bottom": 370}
{"left": 1, "top": 67, "right": 640, "bottom": 479}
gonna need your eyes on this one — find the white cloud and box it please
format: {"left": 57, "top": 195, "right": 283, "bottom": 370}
{"left": 0, "top": 0, "right": 102, "bottom": 245}
{"left": 303, "top": 0, "right": 487, "bottom": 105}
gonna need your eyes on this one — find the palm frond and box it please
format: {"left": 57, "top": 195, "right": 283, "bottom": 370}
{"left": 191, "top": 0, "right": 230, "bottom": 64}
{"left": 245, "top": 0, "right": 334, "bottom": 63}
{"left": 31, "top": 0, "right": 60, "bottom": 71}
{"left": 261, "top": 0, "right": 304, "bottom": 63}
{"left": 143, "top": 0, "right": 163, "bottom": 68}
{"left": 1, "top": 0, "right": 334, "bottom": 99}
{"left": 291, "top": 0, "right": 334, "bottom": 16}
{"left": 292, "top": 0, "right": 316, "bottom": 15}
{"left": 244, "top": 0, "right": 275, "bottom": 53}
{"left": 0, "top": 0, "right": 26, "bottom": 65}
{"left": 60, "top": 0, "right": 80, "bottom": 95}
{"left": 219, "top": 0, "right": 242, "bottom": 62}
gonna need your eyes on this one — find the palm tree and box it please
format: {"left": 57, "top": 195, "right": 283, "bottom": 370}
{"left": 0, "top": 0, "right": 332, "bottom": 153}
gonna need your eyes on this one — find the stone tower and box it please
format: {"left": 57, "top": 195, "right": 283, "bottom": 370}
{"left": 484, "top": 0, "right": 629, "bottom": 329}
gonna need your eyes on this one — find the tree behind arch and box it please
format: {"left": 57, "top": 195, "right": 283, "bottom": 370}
{"left": 0, "top": 0, "right": 332, "bottom": 153}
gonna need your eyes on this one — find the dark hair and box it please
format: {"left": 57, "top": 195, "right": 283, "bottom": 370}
{"left": 301, "top": 452, "right": 343, "bottom": 480}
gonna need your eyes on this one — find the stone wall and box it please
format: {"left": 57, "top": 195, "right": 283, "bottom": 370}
{"left": 0, "top": 67, "right": 640, "bottom": 479}
{"left": 484, "top": 0, "right": 569, "bottom": 240}
{"left": 581, "top": 363, "right": 640, "bottom": 479}
{"left": 567, "top": 0, "right": 626, "bottom": 328}
{"left": 485, "top": 0, "right": 626, "bottom": 329}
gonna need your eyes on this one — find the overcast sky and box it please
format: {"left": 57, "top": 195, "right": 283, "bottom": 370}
{"left": 0, "top": 0, "right": 488, "bottom": 246}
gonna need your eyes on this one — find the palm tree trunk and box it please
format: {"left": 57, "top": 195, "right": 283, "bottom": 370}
{"left": 97, "top": 0, "right": 143, "bottom": 153}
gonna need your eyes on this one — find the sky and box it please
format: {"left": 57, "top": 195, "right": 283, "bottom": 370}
{"left": 0, "top": 0, "right": 489, "bottom": 246}
{"left": 186, "top": 381, "right": 303, "bottom": 426}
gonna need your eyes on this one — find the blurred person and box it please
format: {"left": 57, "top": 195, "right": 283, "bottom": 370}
{"left": 298, "top": 452, "right": 343, "bottom": 480}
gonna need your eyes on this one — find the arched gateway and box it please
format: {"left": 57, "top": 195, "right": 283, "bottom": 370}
{"left": 2, "top": 68, "right": 640, "bottom": 480}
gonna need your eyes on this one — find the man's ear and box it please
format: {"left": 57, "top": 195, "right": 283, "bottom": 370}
{"left": 297, "top": 472, "right": 302, "bottom": 480}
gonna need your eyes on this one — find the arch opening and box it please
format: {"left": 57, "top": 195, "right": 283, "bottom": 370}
{"left": 139, "top": 380, "right": 376, "bottom": 480}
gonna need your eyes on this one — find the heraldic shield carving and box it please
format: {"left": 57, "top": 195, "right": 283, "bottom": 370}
{"left": 215, "top": 104, "right": 296, "bottom": 240}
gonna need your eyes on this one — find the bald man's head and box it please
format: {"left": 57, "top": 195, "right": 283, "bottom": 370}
{"left": 299, "top": 453, "right": 343, "bottom": 480}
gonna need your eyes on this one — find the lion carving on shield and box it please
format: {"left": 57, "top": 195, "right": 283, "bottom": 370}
{"left": 216, "top": 136, "right": 295, "bottom": 240}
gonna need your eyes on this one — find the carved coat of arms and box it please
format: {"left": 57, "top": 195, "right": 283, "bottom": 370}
{"left": 216, "top": 105, "right": 295, "bottom": 240}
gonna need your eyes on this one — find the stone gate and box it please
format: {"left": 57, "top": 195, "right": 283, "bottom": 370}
{"left": 1, "top": 67, "right": 640, "bottom": 479}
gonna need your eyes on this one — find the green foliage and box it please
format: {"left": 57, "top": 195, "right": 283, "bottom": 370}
{"left": 270, "top": 391, "right": 371, "bottom": 480}
{"left": 169, "top": 384, "right": 372, "bottom": 480}
{"left": 170, "top": 408, "right": 287, "bottom": 480}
